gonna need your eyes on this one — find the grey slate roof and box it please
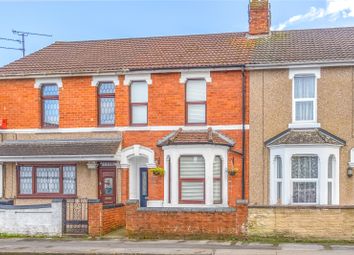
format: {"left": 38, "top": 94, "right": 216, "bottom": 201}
{"left": 0, "top": 138, "right": 121, "bottom": 157}
{"left": 265, "top": 128, "right": 346, "bottom": 147}
{"left": 157, "top": 128, "right": 235, "bottom": 147}
{"left": 1, "top": 27, "right": 354, "bottom": 77}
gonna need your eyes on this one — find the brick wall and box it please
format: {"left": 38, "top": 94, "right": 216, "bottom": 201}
{"left": 249, "top": 0, "right": 270, "bottom": 35}
{"left": 88, "top": 202, "right": 126, "bottom": 237}
{"left": 0, "top": 71, "right": 248, "bottom": 129}
{"left": 125, "top": 202, "right": 248, "bottom": 238}
{"left": 248, "top": 206, "right": 354, "bottom": 240}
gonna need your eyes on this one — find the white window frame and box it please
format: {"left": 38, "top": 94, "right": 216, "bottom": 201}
{"left": 288, "top": 68, "right": 321, "bottom": 129}
{"left": 274, "top": 156, "right": 283, "bottom": 204}
{"left": 269, "top": 145, "right": 340, "bottom": 206}
{"left": 290, "top": 155, "right": 319, "bottom": 205}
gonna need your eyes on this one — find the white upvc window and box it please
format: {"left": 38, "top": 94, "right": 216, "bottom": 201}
{"left": 186, "top": 79, "right": 207, "bottom": 124}
{"left": 274, "top": 156, "right": 283, "bottom": 204}
{"left": 291, "top": 155, "right": 319, "bottom": 204}
{"left": 328, "top": 155, "right": 335, "bottom": 205}
{"left": 130, "top": 81, "right": 148, "bottom": 125}
{"left": 293, "top": 75, "right": 317, "bottom": 123}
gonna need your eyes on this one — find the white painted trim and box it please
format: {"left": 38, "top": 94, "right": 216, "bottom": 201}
{"left": 0, "top": 163, "right": 3, "bottom": 198}
{"left": 34, "top": 77, "right": 62, "bottom": 89}
{"left": 290, "top": 68, "right": 320, "bottom": 126}
{"left": 269, "top": 145, "right": 340, "bottom": 206}
{"left": 288, "top": 123, "right": 321, "bottom": 129}
{"left": 0, "top": 124, "right": 250, "bottom": 134}
{"left": 120, "top": 144, "right": 156, "bottom": 168}
{"left": 348, "top": 148, "right": 354, "bottom": 168}
{"left": 179, "top": 70, "right": 211, "bottom": 83}
{"left": 147, "top": 200, "right": 163, "bottom": 207}
{"left": 91, "top": 75, "right": 119, "bottom": 86}
{"left": 289, "top": 67, "right": 321, "bottom": 79}
{"left": 124, "top": 73, "right": 152, "bottom": 86}
{"left": 162, "top": 144, "right": 229, "bottom": 207}
{"left": 0, "top": 155, "right": 118, "bottom": 162}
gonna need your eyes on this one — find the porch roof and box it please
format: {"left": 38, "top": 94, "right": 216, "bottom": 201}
{"left": 157, "top": 128, "right": 235, "bottom": 147}
{"left": 0, "top": 138, "right": 121, "bottom": 162}
{"left": 265, "top": 128, "right": 346, "bottom": 147}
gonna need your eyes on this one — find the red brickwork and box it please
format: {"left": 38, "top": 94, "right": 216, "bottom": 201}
{"left": 88, "top": 202, "right": 126, "bottom": 237}
{"left": 125, "top": 202, "right": 248, "bottom": 238}
{"left": 249, "top": 0, "right": 270, "bottom": 35}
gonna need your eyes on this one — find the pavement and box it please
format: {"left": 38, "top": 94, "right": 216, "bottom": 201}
{"left": 0, "top": 239, "right": 354, "bottom": 254}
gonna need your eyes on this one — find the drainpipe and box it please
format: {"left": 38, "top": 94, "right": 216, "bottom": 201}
{"left": 241, "top": 65, "right": 246, "bottom": 200}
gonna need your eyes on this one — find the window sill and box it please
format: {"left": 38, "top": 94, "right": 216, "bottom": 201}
{"left": 17, "top": 195, "right": 77, "bottom": 199}
{"left": 138, "top": 207, "right": 236, "bottom": 212}
{"left": 288, "top": 122, "right": 321, "bottom": 129}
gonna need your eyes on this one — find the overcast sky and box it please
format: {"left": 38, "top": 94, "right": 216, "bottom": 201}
{"left": 0, "top": 0, "right": 354, "bottom": 67}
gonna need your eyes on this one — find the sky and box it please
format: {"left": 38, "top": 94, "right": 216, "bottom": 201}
{"left": 0, "top": 0, "right": 354, "bottom": 67}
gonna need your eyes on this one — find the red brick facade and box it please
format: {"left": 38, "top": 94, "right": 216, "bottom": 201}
{"left": 249, "top": 0, "right": 270, "bottom": 35}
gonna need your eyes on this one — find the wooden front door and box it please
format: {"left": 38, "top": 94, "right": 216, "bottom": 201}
{"left": 99, "top": 167, "right": 116, "bottom": 205}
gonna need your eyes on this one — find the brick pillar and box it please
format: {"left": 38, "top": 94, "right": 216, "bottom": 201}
{"left": 120, "top": 168, "right": 129, "bottom": 204}
{"left": 88, "top": 200, "right": 103, "bottom": 237}
{"left": 236, "top": 200, "right": 248, "bottom": 236}
{"left": 125, "top": 200, "right": 139, "bottom": 235}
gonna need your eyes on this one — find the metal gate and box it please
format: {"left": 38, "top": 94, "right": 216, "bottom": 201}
{"left": 63, "top": 199, "right": 88, "bottom": 234}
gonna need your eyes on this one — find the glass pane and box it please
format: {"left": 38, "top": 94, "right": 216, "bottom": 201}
{"left": 328, "top": 182, "right": 332, "bottom": 205}
{"left": 188, "top": 104, "right": 206, "bottom": 123}
{"left": 42, "top": 84, "right": 59, "bottom": 96}
{"left": 292, "top": 182, "right": 317, "bottom": 203}
{"left": 99, "top": 82, "right": 115, "bottom": 94}
{"left": 100, "top": 97, "right": 115, "bottom": 125}
{"left": 213, "top": 156, "right": 222, "bottom": 178}
{"left": 181, "top": 181, "right": 204, "bottom": 201}
{"left": 104, "top": 177, "right": 113, "bottom": 195}
{"left": 213, "top": 179, "right": 221, "bottom": 203}
{"left": 328, "top": 156, "right": 334, "bottom": 179}
{"left": 132, "top": 105, "right": 147, "bottom": 124}
{"left": 141, "top": 171, "right": 148, "bottom": 196}
{"left": 277, "top": 182, "right": 282, "bottom": 203}
{"left": 294, "top": 76, "right": 315, "bottom": 99}
{"left": 295, "top": 101, "right": 314, "bottom": 121}
{"left": 180, "top": 156, "right": 205, "bottom": 178}
{"left": 19, "top": 166, "right": 33, "bottom": 194}
{"left": 43, "top": 99, "right": 59, "bottom": 126}
{"left": 36, "top": 167, "right": 60, "bottom": 193}
{"left": 276, "top": 156, "right": 282, "bottom": 179}
{"left": 186, "top": 80, "right": 206, "bottom": 102}
{"left": 131, "top": 81, "right": 148, "bottom": 103}
{"left": 63, "top": 166, "right": 76, "bottom": 195}
{"left": 291, "top": 156, "right": 318, "bottom": 178}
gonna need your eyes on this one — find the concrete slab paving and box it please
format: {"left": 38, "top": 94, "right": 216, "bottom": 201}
{"left": 279, "top": 243, "right": 325, "bottom": 250}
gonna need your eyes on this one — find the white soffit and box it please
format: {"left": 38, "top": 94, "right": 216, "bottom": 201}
{"left": 289, "top": 67, "right": 321, "bottom": 79}
{"left": 179, "top": 70, "right": 212, "bottom": 83}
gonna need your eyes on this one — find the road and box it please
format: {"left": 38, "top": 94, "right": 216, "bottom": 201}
{"left": 0, "top": 238, "right": 354, "bottom": 254}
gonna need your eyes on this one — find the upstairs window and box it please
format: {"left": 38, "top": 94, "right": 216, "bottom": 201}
{"left": 41, "top": 84, "right": 59, "bottom": 128}
{"left": 130, "top": 81, "right": 148, "bottom": 125}
{"left": 186, "top": 79, "right": 206, "bottom": 124}
{"left": 293, "top": 75, "right": 316, "bottom": 122}
{"left": 98, "top": 82, "right": 115, "bottom": 126}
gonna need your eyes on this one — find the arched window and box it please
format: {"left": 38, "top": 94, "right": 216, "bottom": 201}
{"left": 275, "top": 156, "right": 282, "bottom": 204}
{"left": 213, "top": 156, "right": 222, "bottom": 204}
{"left": 328, "top": 155, "right": 335, "bottom": 205}
{"left": 41, "top": 84, "right": 59, "bottom": 128}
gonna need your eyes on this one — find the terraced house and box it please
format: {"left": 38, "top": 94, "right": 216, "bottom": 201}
{"left": 0, "top": 0, "right": 354, "bottom": 239}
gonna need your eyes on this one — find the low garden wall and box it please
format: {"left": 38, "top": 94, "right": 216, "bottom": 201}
{"left": 125, "top": 200, "right": 248, "bottom": 238}
{"left": 248, "top": 205, "right": 354, "bottom": 240}
{"left": 0, "top": 199, "right": 62, "bottom": 236}
{"left": 88, "top": 201, "right": 126, "bottom": 237}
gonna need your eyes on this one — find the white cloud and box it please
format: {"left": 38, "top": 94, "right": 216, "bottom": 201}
{"left": 274, "top": 0, "right": 354, "bottom": 31}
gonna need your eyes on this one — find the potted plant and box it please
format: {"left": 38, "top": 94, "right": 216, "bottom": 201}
{"left": 150, "top": 167, "right": 165, "bottom": 176}
{"left": 228, "top": 167, "right": 239, "bottom": 177}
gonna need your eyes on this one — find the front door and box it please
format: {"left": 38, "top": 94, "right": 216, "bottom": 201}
{"left": 99, "top": 167, "right": 116, "bottom": 205}
{"left": 139, "top": 168, "right": 148, "bottom": 207}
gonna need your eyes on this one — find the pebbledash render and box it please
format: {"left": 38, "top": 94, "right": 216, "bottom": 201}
{"left": 0, "top": 0, "right": 354, "bottom": 239}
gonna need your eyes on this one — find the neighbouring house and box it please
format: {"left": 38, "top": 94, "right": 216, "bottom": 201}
{"left": 0, "top": 0, "right": 354, "bottom": 239}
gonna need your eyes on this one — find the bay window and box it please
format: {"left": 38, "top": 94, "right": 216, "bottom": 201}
{"left": 41, "top": 84, "right": 59, "bottom": 128}
{"left": 179, "top": 156, "right": 205, "bottom": 204}
{"left": 275, "top": 156, "right": 283, "bottom": 204}
{"left": 18, "top": 164, "right": 76, "bottom": 197}
{"left": 213, "top": 156, "right": 222, "bottom": 204}
{"left": 130, "top": 81, "right": 148, "bottom": 125}
{"left": 98, "top": 82, "right": 115, "bottom": 126}
{"left": 186, "top": 79, "right": 206, "bottom": 124}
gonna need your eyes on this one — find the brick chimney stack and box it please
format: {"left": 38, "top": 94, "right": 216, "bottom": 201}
{"left": 249, "top": 0, "right": 271, "bottom": 36}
